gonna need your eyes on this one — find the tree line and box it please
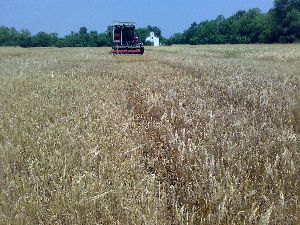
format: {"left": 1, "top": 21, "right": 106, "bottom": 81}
{"left": 0, "top": 26, "right": 112, "bottom": 48}
{"left": 0, "top": 25, "right": 165, "bottom": 47}
{"left": 0, "top": 0, "right": 299, "bottom": 47}
{"left": 168, "top": 0, "right": 300, "bottom": 44}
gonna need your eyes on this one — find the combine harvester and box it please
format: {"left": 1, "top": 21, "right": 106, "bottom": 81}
{"left": 112, "top": 21, "right": 144, "bottom": 55}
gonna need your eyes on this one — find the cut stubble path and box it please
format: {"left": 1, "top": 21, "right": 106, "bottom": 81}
{"left": 0, "top": 45, "right": 299, "bottom": 224}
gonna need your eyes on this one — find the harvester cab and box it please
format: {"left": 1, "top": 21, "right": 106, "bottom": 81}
{"left": 112, "top": 21, "right": 144, "bottom": 55}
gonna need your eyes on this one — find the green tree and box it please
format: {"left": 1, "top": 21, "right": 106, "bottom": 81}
{"left": 192, "top": 20, "right": 224, "bottom": 44}
{"left": 64, "top": 31, "right": 80, "bottom": 47}
{"left": 0, "top": 26, "right": 20, "bottom": 46}
{"left": 271, "top": 0, "right": 300, "bottom": 42}
{"left": 78, "top": 26, "right": 89, "bottom": 47}
{"left": 281, "top": 8, "right": 300, "bottom": 42}
{"left": 0, "top": 26, "right": 10, "bottom": 46}
{"left": 18, "top": 29, "right": 32, "bottom": 47}
{"left": 183, "top": 22, "right": 199, "bottom": 44}
{"left": 135, "top": 28, "right": 148, "bottom": 43}
{"left": 169, "top": 33, "right": 184, "bottom": 44}
{"left": 79, "top": 27, "right": 87, "bottom": 35}
{"left": 32, "top": 32, "right": 51, "bottom": 47}
{"left": 55, "top": 38, "right": 66, "bottom": 48}
{"left": 49, "top": 33, "right": 59, "bottom": 46}
{"left": 256, "top": 13, "right": 277, "bottom": 43}
{"left": 89, "top": 31, "right": 98, "bottom": 47}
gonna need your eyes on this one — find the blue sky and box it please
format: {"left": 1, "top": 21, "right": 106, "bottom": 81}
{"left": 0, "top": 0, "right": 274, "bottom": 37}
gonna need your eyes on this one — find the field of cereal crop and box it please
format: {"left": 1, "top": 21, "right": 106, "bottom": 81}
{"left": 0, "top": 45, "right": 299, "bottom": 224}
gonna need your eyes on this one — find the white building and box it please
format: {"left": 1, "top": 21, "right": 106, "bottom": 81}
{"left": 146, "top": 32, "right": 160, "bottom": 46}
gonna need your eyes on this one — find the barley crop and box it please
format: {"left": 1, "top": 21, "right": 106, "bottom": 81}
{"left": 0, "top": 45, "right": 299, "bottom": 224}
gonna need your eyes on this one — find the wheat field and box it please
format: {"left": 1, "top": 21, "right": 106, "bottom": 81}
{"left": 0, "top": 45, "right": 299, "bottom": 224}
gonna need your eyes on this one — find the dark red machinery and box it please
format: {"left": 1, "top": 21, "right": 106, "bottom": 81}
{"left": 112, "top": 22, "right": 144, "bottom": 55}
